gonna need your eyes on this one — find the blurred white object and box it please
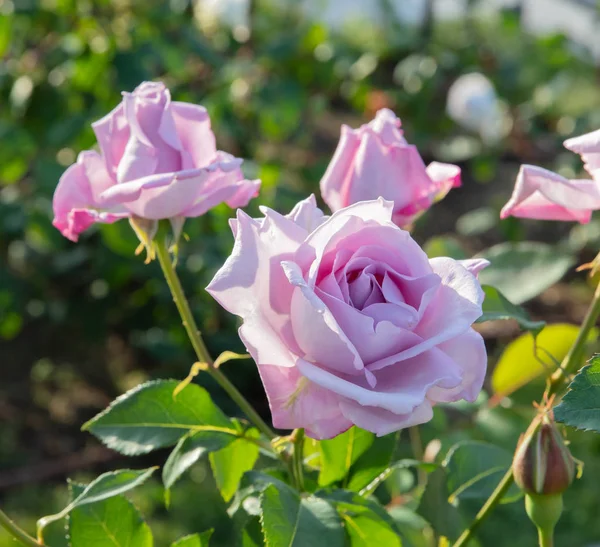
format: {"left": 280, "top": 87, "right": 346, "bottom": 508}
{"left": 446, "top": 72, "right": 508, "bottom": 144}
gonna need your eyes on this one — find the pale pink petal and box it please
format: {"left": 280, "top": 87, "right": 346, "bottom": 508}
{"left": 169, "top": 102, "right": 218, "bottom": 169}
{"left": 564, "top": 128, "right": 600, "bottom": 180}
{"left": 426, "top": 161, "right": 462, "bottom": 197}
{"left": 296, "top": 345, "right": 462, "bottom": 416}
{"left": 500, "top": 164, "right": 599, "bottom": 223}
{"left": 258, "top": 363, "right": 351, "bottom": 440}
{"left": 413, "top": 257, "right": 484, "bottom": 347}
{"left": 286, "top": 194, "right": 328, "bottom": 232}
{"left": 92, "top": 103, "right": 130, "bottom": 178}
{"left": 282, "top": 260, "right": 364, "bottom": 375}
{"left": 320, "top": 125, "right": 361, "bottom": 212}
{"left": 339, "top": 399, "right": 433, "bottom": 437}
{"left": 428, "top": 328, "right": 487, "bottom": 403}
{"left": 52, "top": 151, "right": 127, "bottom": 241}
{"left": 458, "top": 258, "right": 490, "bottom": 277}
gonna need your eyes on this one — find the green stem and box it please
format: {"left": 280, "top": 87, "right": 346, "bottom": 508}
{"left": 549, "top": 280, "right": 600, "bottom": 395}
{"left": 452, "top": 468, "right": 514, "bottom": 547}
{"left": 292, "top": 429, "right": 305, "bottom": 492}
{"left": 538, "top": 528, "right": 554, "bottom": 547}
{"left": 453, "top": 280, "right": 600, "bottom": 547}
{"left": 154, "top": 239, "right": 276, "bottom": 440}
{"left": 0, "top": 509, "right": 44, "bottom": 547}
{"left": 409, "top": 426, "right": 426, "bottom": 487}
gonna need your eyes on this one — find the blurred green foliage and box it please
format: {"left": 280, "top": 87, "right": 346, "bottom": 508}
{"left": 2, "top": 0, "right": 600, "bottom": 546}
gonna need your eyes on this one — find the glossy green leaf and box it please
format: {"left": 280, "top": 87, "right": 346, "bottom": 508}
{"left": 40, "top": 469, "right": 156, "bottom": 535}
{"left": 555, "top": 357, "right": 600, "bottom": 432}
{"left": 260, "top": 483, "right": 345, "bottom": 547}
{"left": 357, "top": 459, "right": 438, "bottom": 498}
{"left": 477, "top": 242, "right": 575, "bottom": 304}
{"left": 82, "top": 380, "right": 232, "bottom": 455}
{"left": 210, "top": 432, "right": 260, "bottom": 502}
{"left": 416, "top": 469, "right": 462, "bottom": 541}
{"left": 171, "top": 530, "right": 213, "bottom": 547}
{"left": 443, "top": 441, "right": 521, "bottom": 504}
{"left": 163, "top": 430, "right": 237, "bottom": 492}
{"left": 346, "top": 433, "right": 397, "bottom": 492}
{"left": 68, "top": 483, "right": 153, "bottom": 547}
{"left": 343, "top": 512, "right": 402, "bottom": 547}
{"left": 477, "top": 285, "right": 545, "bottom": 335}
{"left": 492, "top": 324, "right": 596, "bottom": 397}
{"left": 318, "top": 427, "right": 374, "bottom": 486}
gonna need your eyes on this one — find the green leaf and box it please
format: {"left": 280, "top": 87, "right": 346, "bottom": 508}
{"left": 39, "top": 468, "right": 156, "bottom": 532}
{"left": 163, "top": 430, "right": 237, "bottom": 492}
{"left": 342, "top": 512, "right": 402, "bottom": 547}
{"left": 69, "top": 487, "right": 153, "bottom": 547}
{"left": 260, "top": 483, "right": 345, "bottom": 547}
{"left": 171, "top": 530, "right": 214, "bottom": 547}
{"left": 492, "top": 323, "right": 597, "bottom": 398}
{"left": 82, "top": 380, "right": 232, "bottom": 455}
{"left": 443, "top": 441, "right": 521, "bottom": 504}
{"left": 416, "top": 468, "right": 462, "bottom": 541}
{"left": 477, "top": 285, "right": 545, "bottom": 335}
{"left": 346, "top": 433, "right": 397, "bottom": 492}
{"left": 423, "top": 236, "right": 467, "bottom": 260}
{"left": 322, "top": 490, "right": 403, "bottom": 544}
{"left": 477, "top": 242, "right": 575, "bottom": 304}
{"left": 318, "top": 427, "right": 374, "bottom": 486}
{"left": 356, "top": 459, "right": 438, "bottom": 498}
{"left": 210, "top": 432, "right": 260, "bottom": 502}
{"left": 555, "top": 357, "right": 600, "bottom": 432}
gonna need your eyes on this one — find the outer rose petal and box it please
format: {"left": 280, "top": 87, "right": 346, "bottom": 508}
{"left": 99, "top": 154, "right": 259, "bottom": 219}
{"left": 286, "top": 194, "right": 328, "bottom": 232}
{"left": 426, "top": 161, "right": 462, "bottom": 196}
{"left": 458, "top": 258, "right": 490, "bottom": 278}
{"left": 339, "top": 399, "right": 434, "bottom": 437}
{"left": 320, "top": 125, "right": 362, "bottom": 212}
{"left": 92, "top": 103, "right": 130, "bottom": 178}
{"left": 296, "top": 345, "right": 462, "bottom": 416}
{"left": 500, "top": 164, "right": 600, "bottom": 223}
{"left": 427, "top": 328, "right": 487, "bottom": 403}
{"left": 169, "top": 102, "right": 218, "bottom": 169}
{"left": 564, "top": 128, "right": 600, "bottom": 181}
{"left": 258, "top": 363, "right": 351, "bottom": 439}
{"left": 52, "top": 151, "right": 128, "bottom": 241}
{"left": 415, "top": 257, "right": 485, "bottom": 347}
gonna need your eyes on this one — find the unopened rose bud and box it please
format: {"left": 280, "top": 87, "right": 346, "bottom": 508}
{"left": 512, "top": 413, "right": 575, "bottom": 496}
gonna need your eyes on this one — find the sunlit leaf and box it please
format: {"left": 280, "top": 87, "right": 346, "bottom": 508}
{"left": 492, "top": 324, "right": 597, "bottom": 398}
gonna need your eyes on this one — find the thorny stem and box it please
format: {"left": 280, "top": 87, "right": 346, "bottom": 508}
{"left": 453, "top": 280, "right": 600, "bottom": 547}
{"left": 154, "top": 238, "right": 276, "bottom": 441}
{"left": 0, "top": 509, "right": 45, "bottom": 547}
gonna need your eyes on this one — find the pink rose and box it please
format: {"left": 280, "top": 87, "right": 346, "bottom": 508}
{"left": 207, "top": 196, "right": 487, "bottom": 439}
{"left": 53, "top": 81, "right": 260, "bottom": 241}
{"left": 319, "top": 109, "right": 461, "bottom": 227}
{"left": 501, "top": 128, "right": 600, "bottom": 224}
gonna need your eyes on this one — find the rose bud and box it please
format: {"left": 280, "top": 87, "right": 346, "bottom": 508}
{"left": 512, "top": 412, "right": 575, "bottom": 496}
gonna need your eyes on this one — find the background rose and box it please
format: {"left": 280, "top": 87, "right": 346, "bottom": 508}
{"left": 53, "top": 81, "right": 260, "bottom": 241}
{"left": 501, "top": 129, "right": 600, "bottom": 224}
{"left": 208, "top": 196, "right": 487, "bottom": 439}
{"left": 319, "top": 108, "right": 461, "bottom": 227}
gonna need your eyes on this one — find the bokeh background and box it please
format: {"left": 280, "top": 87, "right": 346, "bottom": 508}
{"left": 2, "top": 0, "right": 600, "bottom": 545}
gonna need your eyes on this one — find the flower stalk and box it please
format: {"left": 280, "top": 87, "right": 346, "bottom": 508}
{"left": 0, "top": 508, "right": 45, "bottom": 547}
{"left": 154, "top": 237, "right": 276, "bottom": 441}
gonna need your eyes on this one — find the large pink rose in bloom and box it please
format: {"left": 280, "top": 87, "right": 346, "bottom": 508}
{"left": 53, "top": 81, "right": 260, "bottom": 241}
{"left": 207, "top": 196, "right": 487, "bottom": 439}
{"left": 501, "top": 128, "right": 600, "bottom": 224}
{"left": 320, "top": 109, "right": 461, "bottom": 227}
